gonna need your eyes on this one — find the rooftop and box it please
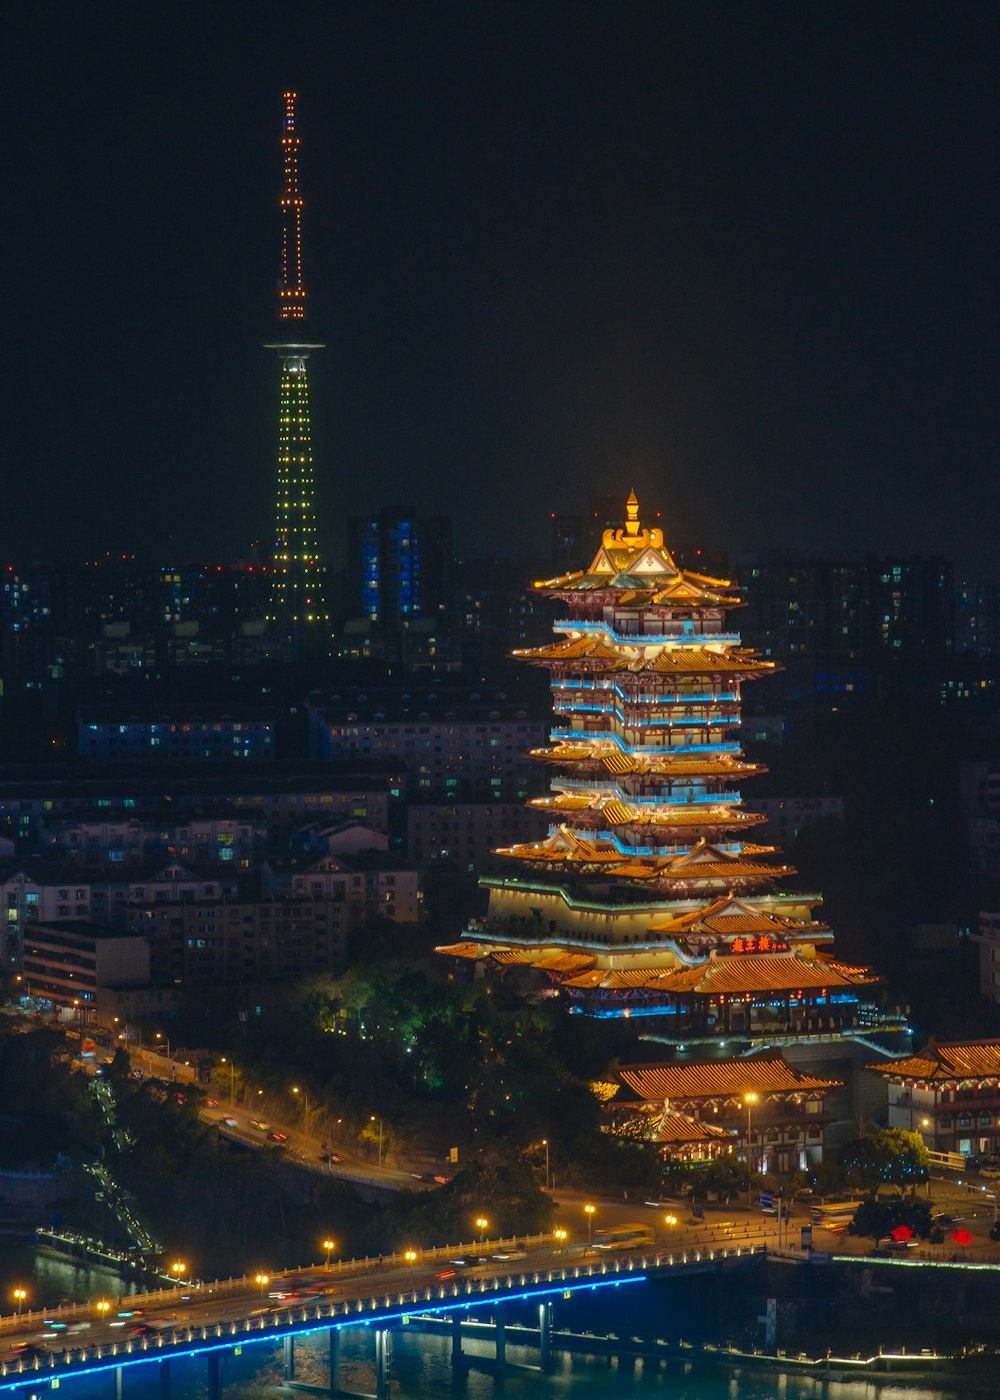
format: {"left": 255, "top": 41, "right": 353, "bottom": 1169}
{"left": 615, "top": 1053, "right": 843, "bottom": 1104}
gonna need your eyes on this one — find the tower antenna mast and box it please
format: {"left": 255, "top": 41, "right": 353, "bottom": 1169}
{"left": 278, "top": 90, "right": 307, "bottom": 322}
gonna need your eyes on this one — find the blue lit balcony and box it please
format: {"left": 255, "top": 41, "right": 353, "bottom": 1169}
{"left": 554, "top": 619, "right": 742, "bottom": 646}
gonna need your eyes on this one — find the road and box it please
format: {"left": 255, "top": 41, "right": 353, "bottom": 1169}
{"left": 0, "top": 1236, "right": 618, "bottom": 1359}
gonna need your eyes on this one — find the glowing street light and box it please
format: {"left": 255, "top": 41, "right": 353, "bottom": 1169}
{"left": 255, "top": 1273, "right": 270, "bottom": 1296}
{"left": 322, "top": 1238, "right": 336, "bottom": 1269}
{"left": 584, "top": 1203, "right": 596, "bottom": 1246}
{"left": 220, "top": 1057, "right": 236, "bottom": 1105}
{"left": 403, "top": 1249, "right": 417, "bottom": 1284}
{"left": 475, "top": 1216, "right": 489, "bottom": 1241}
{"left": 96, "top": 1300, "right": 111, "bottom": 1319}
{"left": 541, "top": 1137, "right": 550, "bottom": 1190}
{"left": 663, "top": 1214, "right": 678, "bottom": 1231}
{"left": 292, "top": 1085, "right": 310, "bottom": 1121}
{"left": 12, "top": 1288, "right": 26, "bottom": 1315}
{"left": 744, "top": 1091, "right": 759, "bottom": 1204}
{"left": 170, "top": 1261, "right": 187, "bottom": 1282}
{"left": 370, "top": 1115, "right": 385, "bottom": 1167}
{"left": 553, "top": 1229, "right": 568, "bottom": 1252}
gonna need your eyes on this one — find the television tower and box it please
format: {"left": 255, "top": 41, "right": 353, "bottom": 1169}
{"left": 264, "top": 91, "right": 329, "bottom": 641}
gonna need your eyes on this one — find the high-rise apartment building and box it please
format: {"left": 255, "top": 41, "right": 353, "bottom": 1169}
{"left": 346, "top": 510, "right": 452, "bottom": 630}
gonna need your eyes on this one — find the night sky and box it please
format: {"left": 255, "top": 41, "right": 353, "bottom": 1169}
{"left": 6, "top": 3, "right": 1000, "bottom": 572}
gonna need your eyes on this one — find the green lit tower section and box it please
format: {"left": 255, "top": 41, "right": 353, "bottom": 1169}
{"left": 265, "top": 91, "right": 329, "bottom": 635}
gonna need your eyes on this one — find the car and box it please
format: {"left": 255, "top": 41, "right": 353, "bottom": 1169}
{"left": 249, "top": 1118, "right": 271, "bottom": 1131}
{"left": 319, "top": 1152, "right": 343, "bottom": 1164}
{"left": 981, "top": 1165, "right": 1000, "bottom": 1179}
{"left": 435, "top": 1267, "right": 457, "bottom": 1280}
{"left": 492, "top": 1250, "right": 527, "bottom": 1261}
{"left": 220, "top": 1116, "right": 238, "bottom": 1128}
{"left": 270, "top": 1131, "right": 288, "bottom": 1143}
{"left": 205, "top": 1098, "right": 219, "bottom": 1108}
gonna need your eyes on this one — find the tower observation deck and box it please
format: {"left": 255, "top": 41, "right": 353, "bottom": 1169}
{"left": 264, "top": 91, "right": 329, "bottom": 641}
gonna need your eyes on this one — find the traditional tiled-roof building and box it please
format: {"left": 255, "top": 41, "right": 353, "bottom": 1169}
{"left": 868, "top": 1040, "right": 1000, "bottom": 1159}
{"left": 439, "top": 493, "right": 879, "bottom": 1044}
{"left": 610, "top": 1053, "right": 843, "bottom": 1169}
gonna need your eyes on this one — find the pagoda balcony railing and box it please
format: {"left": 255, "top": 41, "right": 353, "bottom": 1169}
{"left": 550, "top": 729, "right": 741, "bottom": 756}
{"left": 555, "top": 620, "right": 742, "bottom": 646}
{"left": 552, "top": 702, "right": 738, "bottom": 727}
{"left": 553, "top": 777, "right": 744, "bottom": 804}
{"left": 553, "top": 681, "right": 740, "bottom": 703}
{"left": 546, "top": 824, "right": 744, "bottom": 857}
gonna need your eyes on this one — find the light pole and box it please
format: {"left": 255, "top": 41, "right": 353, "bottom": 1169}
{"left": 404, "top": 1249, "right": 417, "bottom": 1284}
{"left": 322, "top": 1238, "right": 336, "bottom": 1269}
{"left": 96, "top": 1301, "right": 111, "bottom": 1323}
{"left": 221, "top": 1057, "right": 236, "bottom": 1106}
{"left": 744, "top": 1092, "right": 759, "bottom": 1205}
{"left": 12, "top": 1289, "right": 26, "bottom": 1315}
{"left": 541, "top": 1138, "right": 550, "bottom": 1190}
{"left": 475, "top": 1216, "right": 489, "bottom": 1242}
{"left": 371, "top": 1115, "right": 384, "bottom": 1167}
{"left": 256, "top": 1273, "right": 270, "bottom": 1296}
{"left": 584, "top": 1203, "right": 596, "bottom": 1247}
{"left": 292, "top": 1085, "right": 310, "bottom": 1124}
{"left": 553, "top": 1229, "right": 568, "bottom": 1253}
{"left": 155, "top": 1032, "right": 171, "bottom": 1060}
{"left": 170, "top": 1261, "right": 187, "bottom": 1284}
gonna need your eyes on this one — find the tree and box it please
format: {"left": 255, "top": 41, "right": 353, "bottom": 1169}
{"left": 837, "top": 1129, "right": 929, "bottom": 1193}
{"left": 851, "top": 1194, "right": 933, "bottom": 1245}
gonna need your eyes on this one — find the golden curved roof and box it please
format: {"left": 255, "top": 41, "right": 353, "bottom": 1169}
{"left": 516, "top": 640, "right": 773, "bottom": 677}
{"left": 653, "top": 1114, "right": 736, "bottom": 1144}
{"left": 532, "top": 745, "right": 764, "bottom": 779}
{"left": 647, "top": 894, "right": 828, "bottom": 937}
{"left": 618, "top": 1055, "right": 843, "bottom": 1103}
{"left": 866, "top": 1040, "right": 1000, "bottom": 1083}
{"left": 529, "top": 796, "right": 769, "bottom": 834}
{"left": 563, "top": 954, "right": 874, "bottom": 997}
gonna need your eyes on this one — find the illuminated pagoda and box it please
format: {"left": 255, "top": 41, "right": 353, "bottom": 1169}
{"left": 264, "top": 91, "right": 330, "bottom": 644}
{"left": 439, "top": 492, "right": 877, "bottom": 1040}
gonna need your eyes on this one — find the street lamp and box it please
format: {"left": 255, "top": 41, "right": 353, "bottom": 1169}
{"left": 475, "top": 1216, "right": 489, "bottom": 1241}
{"left": 155, "top": 1032, "right": 171, "bottom": 1059}
{"left": 292, "top": 1085, "right": 310, "bottom": 1123}
{"left": 12, "top": 1288, "right": 26, "bottom": 1315}
{"left": 96, "top": 1301, "right": 111, "bottom": 1320}
{"left": 584, "top": 1203, "right": 596, "bottom": 1247}
{"left": 664, "top": 1214, "right": 678, "bottom": 1231}
{"left": 221, "top": 1057, "right": 236, "bottom": 1106}
{"left": 322, "top": 1238, "right": 336, "bottom": 1269}
{"left": 255, "top": 1273, "right": 270, "bottom": 1296}
{"left": 744, "top": 1092, "right": 759, "bottom": 1204}
{"left": 403, "top": 1249, "right": 417, "bottom": 1284}
{"left": 370, "top": 1114, "right": 385, "bottom": 1167}
{"left": 553, "top": 1229, "right": 568, "bottom": 1253}
{"left": 170, "top": 1261, "right": 187, "bottom": 1283}
{"left": 541, "top": 1138, "right": 550, "bottom": 1190}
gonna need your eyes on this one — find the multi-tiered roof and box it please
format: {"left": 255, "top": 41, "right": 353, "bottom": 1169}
{"left": 438, "top": 493, "right": 875, "bottom": 1035}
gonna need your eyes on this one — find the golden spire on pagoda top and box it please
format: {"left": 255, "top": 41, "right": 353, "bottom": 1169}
{"left": 601, "top": 489, "right": 667, "bottom": 554}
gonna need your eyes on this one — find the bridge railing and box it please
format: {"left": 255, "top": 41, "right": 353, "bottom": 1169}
{"left": 0, "top": 1244, "right": 767, "bottom": 1379}
{"left": 0, "top": 1232, "right": 555, "bottom": 1332}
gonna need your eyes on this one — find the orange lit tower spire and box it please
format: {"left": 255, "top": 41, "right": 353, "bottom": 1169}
{"left": 264, "top": 91, "right": 329, "bottom": 639}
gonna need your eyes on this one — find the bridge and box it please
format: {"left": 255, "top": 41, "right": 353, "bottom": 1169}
{"left": 0, "top": 1238, "right": 764, "bottom": 1400}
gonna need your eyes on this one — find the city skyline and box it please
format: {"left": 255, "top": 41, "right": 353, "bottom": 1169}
{"left": 5, "top": 6, "right": 1000, "bottom": 572}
